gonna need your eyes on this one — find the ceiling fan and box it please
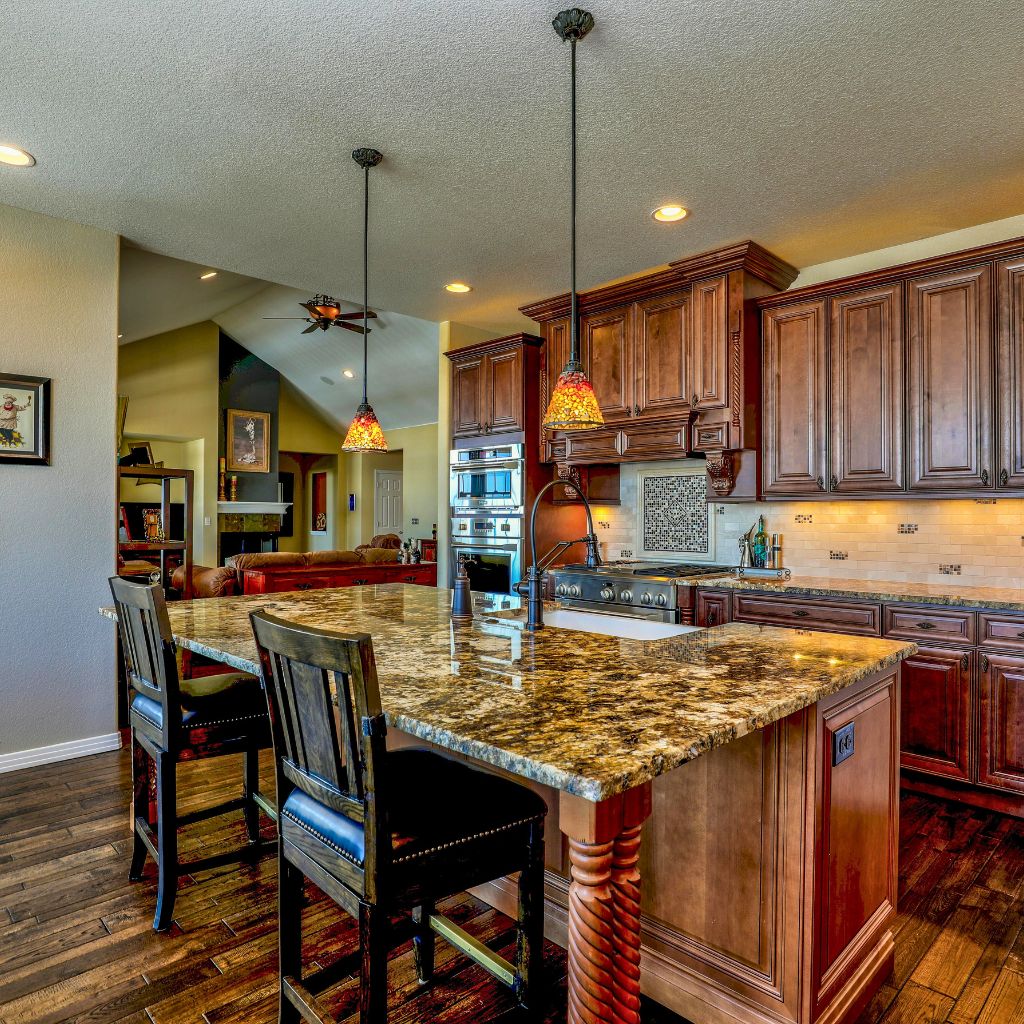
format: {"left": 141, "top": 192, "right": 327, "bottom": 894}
{"left": 263, "top": 293, "right": 377, "bottom": 335}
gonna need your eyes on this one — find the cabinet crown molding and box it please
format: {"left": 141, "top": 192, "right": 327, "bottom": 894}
{"left": 443, "top": 331, "right": 542, "bottom": 362}
{"left": 519, "top": 240, "right": 798, "bottom": 323}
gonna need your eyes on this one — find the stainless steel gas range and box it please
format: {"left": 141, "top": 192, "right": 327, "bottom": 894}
{"left": 551, "top": 561, "right": 733, "bottom": 622}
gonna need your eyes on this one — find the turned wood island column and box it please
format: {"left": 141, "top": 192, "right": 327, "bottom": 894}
{"left": 560, "top": 785, "right": 652, "bottom": 1024}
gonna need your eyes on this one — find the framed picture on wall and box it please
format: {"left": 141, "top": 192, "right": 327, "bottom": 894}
{"left": 0, "top": 373, "right": 51, "bottom": 466}
{"left": 226, "top": 408, "right": 270, "bottom": 473}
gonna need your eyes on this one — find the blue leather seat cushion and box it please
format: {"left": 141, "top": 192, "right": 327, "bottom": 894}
{"left": 130, "top": 672, "right": 266, "bottom": 730}
{"left": 281, "top": 748, "right": 547, "bottom": 869}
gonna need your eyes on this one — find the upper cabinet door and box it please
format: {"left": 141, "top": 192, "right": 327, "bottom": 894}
{"left": 485, "top": 347, "right": 524, "bottom": 433}
{"left": 450, "top": 356, "right": 485, "bottom": 438}
{"left": 762, "top": 300, "right": 828, "bottom": 495}
{"left": 691, "top": 275, "right": 729, "bottom": 410}
{"left": 829, "top": 284, "right": 905, "bottom": 492}
{"left": 997, "top": 258, "right": 1024, "bottom": 488}
{"left": 634, "top": 290, "right": 691, "bottom": 419}
{"left": 581, "top": 306, "right": 633, "bottom": 423}
{"left": 908, "top": 265, "right": 993, "bottom": 490}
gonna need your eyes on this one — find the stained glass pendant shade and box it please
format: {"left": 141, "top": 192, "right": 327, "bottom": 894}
{"left": 541, "top": 8, "right": 603, "bottom": 432}
{"left": 343, "top": 147, "right": 388, "bottom": 453}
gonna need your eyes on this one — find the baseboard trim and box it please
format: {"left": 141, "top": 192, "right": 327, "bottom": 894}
{"left": 0, "top": 733, "right": 122, "bottom": 775}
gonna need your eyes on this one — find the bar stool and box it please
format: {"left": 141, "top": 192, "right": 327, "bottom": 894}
{"left": 109, "top": 577, "right": 273, "bottom": 931}
{"left": 249, "top": 609, "right": 547, "bottom": 1024}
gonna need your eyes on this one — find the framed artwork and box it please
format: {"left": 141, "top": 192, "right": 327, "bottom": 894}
{"left": 121, "top": 440, "right": 154, "bottom": 466}
{"left": 141, "top": 508, "right": 165, "bottom": 542}
{"left": 0, "top": 373, "right": 51, "bottom": 466}
{"left": 226, "top": 408, "right": 271, "bottom": 473}
{"left": 311, "top": 471, "right": 327, "bottom": 533}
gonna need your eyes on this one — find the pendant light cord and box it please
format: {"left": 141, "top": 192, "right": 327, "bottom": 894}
{"left": 362, "top": 163, "right": 369, "bottom": 406}
{"left": 569, "top": 36, "right": 579, "bottom": 367}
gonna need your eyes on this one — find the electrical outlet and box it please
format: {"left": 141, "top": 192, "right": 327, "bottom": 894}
{"left": 203, "top": 516, "right": 211, "bottom": 527}
{"left": 411, "top": 517, "right": 419, "bottom": 525}
{"left": 832, "top": 722, "right": 855, "bottom": 766}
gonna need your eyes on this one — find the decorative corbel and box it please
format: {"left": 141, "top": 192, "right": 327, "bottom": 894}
{"left": 705, "top": 450, "right": 735, "bottom": 497}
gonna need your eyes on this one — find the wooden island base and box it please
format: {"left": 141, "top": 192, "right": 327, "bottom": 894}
{"left": 427, "top": 664, "right": 901, "bottom": 1024}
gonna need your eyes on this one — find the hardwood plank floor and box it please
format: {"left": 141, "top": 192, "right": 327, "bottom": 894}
{"left": 2, "top": 750, "right": 1024, "bottom": 1024}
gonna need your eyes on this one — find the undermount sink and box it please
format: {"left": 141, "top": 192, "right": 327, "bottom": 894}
{"left": 543, "top": 608, "right": 704, "bottom": 641}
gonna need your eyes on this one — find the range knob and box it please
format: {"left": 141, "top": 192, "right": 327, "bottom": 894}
{"left": 640, "top": 592, "right": 653, "bottom": 606}
{"left": 568, "top": 584, "right": 581, "bottom": 598}
{"left": 655, "top": 593, "right": 668, "bottom": 608}
{"left": 619, "top": 589, "right": 634, "bottom": 603}
{"left": 600, "top": 586, "right": 616, "bottom": 601}
{"left": 555, "top": 584, "right": 567, "bottom": 597}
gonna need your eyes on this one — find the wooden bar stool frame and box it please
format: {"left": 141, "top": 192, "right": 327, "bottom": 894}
{"left": 250, "top": 609, "right": 546, "bottom": 1024}
{"left": 109, "top": 577, "right": 274, "bottom": 931}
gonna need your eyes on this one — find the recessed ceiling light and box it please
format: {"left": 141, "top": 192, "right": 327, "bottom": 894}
{"left": 652, "top": 205, "right": 689, "bottom": 223}
{"left": 445, "top": 282, "right": 472, "bottom": 293}
{"left": 0, "top": 144, "right": 35, "bottom": 167}
{"left": 342, "top": 369, "right": 355, "bottom": 378}
{"left": 319, "top": 375, "right": 335, "bottom": 386}
{"left": 199, "top": 270, "right": 218, "bottom": 280}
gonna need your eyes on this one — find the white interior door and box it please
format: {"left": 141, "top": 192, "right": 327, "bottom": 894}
{"left": 374, "top": 470, "right": 403, "bottom": 536}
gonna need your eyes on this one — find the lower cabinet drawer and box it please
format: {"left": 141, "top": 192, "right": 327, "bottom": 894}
{"left": 979, "top": 612, "right": 1024, "bottom": 653}
{"left": 696, "top": 590, "right": 733, "bottom": 628}
{"left": 733, "top": 593, "right": 881, "bottom": 635}
{"left": 618, "top": 420, "right": 689, "bottom": 461}
{"left": 884, "top": 605, "right": 976, "bottom": 645}
{"left": 391, "top": 566, "right": 437, "bottom": 586}
{"left": 265, "top": 573, "right": 335, "bottom": 593}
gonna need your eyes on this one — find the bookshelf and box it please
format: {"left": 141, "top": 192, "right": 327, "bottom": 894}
{"left": 117, "top": 465, "right": 194, "bottom": 599}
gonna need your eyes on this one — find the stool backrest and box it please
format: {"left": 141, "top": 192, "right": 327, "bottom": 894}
{"left": 249, "top": 609, "right": 387, "bottom": 898}
{"left": 108, "top": 576, "right": 180, "bottom": 747}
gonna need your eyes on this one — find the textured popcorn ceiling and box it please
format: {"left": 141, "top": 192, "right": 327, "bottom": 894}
{"left": 3, "top": 0, "right": 1024, "bottom": 333}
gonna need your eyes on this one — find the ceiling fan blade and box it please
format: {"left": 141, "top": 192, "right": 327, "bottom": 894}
{"left": 262, "top": 316, "right": 309, "bottom": 320}
{"left": 337, "top": 321, "right": 368, "bottom": 335}
{"left": 333, "top": 309, "right": 377, "bottom": 320}
{"left": 301, "top": 323, "right": 320, "bottom": 334}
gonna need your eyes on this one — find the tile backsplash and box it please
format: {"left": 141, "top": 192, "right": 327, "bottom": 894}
{"left": 588, "top": 460, "right": 1024, "bottom": 588}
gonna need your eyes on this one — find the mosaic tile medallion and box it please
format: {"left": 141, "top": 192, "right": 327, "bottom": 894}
{"left": 639, "top": 471, "right": 714, "bottom": 558}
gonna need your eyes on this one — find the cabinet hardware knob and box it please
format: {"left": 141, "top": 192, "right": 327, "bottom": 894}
{"left": 1001, "top": 469, "right": 1010, "bottom": 487}
{"left": 981, "top": 469, "right": 990, "bottom": 486}
{"left": 634, "top": 404, "right": 640, "bottom": 416}
{"left": 691, "top": 393, "right": 699, "bottom": 407}
{"left": 816, "top": 476, "right": 825, "bottom": 490}
{"left": 916, "top": 621, "right": 937, "bottom": 630}
{"left": 981, "top": 654, "right": 990, "bottom": 672}
{"left": 792, "top": 609, "right": 810, "bottom": 618}
{"left": 708, "top": 609, "right": 718, "bottom": 625}
{"left": 961, "top": 653, "right": 970, "bottom": 670}
{"left": 830, "top": 474, "right": 838, "bottom": 490}
{"left": 296, "top": 583, "right": 313, "bottom": 590}
{"left": 1016, "top": 630, "right": 1024, "bottom": 638}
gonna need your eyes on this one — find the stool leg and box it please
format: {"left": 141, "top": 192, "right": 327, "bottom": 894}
{"left": 358, "top": 901, "right": 388, "bottom": 1024}
{"left": 129, "top": 733, "right": 149, "bottom": 881}
{"left": 153, "top": 750, "right": 178, "bottom": 932}
{"left": 278, "top": 851, "right": 303, "bottom": 1024}
{"left": 242, "top": 748, "right": 260, "bottom": 844}
{"left": 516, "top": 819, "right": 546, "bottom": 1017}
{"left": 412, "top": 903, "right": 435, "bottom": 984}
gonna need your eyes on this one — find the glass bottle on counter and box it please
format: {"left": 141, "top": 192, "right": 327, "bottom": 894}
{"left": 752, "top": 515, "right": 768, "bottom": 569}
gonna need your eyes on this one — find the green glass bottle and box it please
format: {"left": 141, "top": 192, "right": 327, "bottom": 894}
{"left": 752, "top": 515, "right": 768, "bottom": 569}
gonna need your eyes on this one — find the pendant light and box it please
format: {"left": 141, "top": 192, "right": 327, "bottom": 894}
{"left": 542, "top": 8, "right": 604, "bottom": 432}
{"left": 342, "top": 147, "right": 389, "bottom": 453}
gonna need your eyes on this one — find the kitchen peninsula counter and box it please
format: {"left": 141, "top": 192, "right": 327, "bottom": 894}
{"left": 103, "top": 584, "right": 913, "bottom": 1024}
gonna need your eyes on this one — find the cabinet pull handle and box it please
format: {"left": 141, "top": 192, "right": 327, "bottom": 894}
{"left": 915, "top": 621, "right": 937, "bottom": 630}
{"left": 295, "top": 583, "right": 313, "bottom": 591}
{"left": 354, "top": 578, "right": 369, "bottom": 586}
{"left": 708, "top": 609, "right": 718, "bottom": 625}
{"left": 634, "top": 404, "right": 640, "bottom": 416}
{"left": 981, "top": 469, "right": 990, "bottom": 486}
{"left": 1001, "top": 469, "right": 1010, "bottom": 487}
{"left": 1016, "top": 630, "right": 1024, "bottom": 638}
{"left": 981, "top": 654, "right": 990, "bottom": 672}
{"left": 816, "top": 476, "right": 825, "bottom": 490}
{"left": 830, "top": 474, "right": 838, "bottom": 490}
{"left": 961, "top": 653, "right": 970, "bottom": 670}
{"left": 691, "top": 393, "right": 699, "bottom": 407}
{"left": 792, "top": 609, "right": 810, "bottom": 618}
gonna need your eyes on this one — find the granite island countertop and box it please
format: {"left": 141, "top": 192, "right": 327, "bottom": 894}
{"left": 101, "top": 585, "right": 915, "bottom": 801}
{"left": 690, "top": 574, "right": 1024, "bottom": 610}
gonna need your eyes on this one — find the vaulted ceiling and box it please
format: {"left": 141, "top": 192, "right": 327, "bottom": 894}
{"left": 5, "top": 0, "right": 1024, "bottom": 334}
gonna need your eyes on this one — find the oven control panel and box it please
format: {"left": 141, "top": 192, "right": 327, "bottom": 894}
{"left": 551, "top": 569, "right": 678, "bottom": 617}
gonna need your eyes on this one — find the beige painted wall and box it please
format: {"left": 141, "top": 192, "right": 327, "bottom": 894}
{"left": 118, "top": 321, "right": 220, "bottom": 563}
{"left": 0, "top": 203, "right": 119, "bottom": 760}
{"left": 435, "top": 321, "right": 497, "bottom": 582}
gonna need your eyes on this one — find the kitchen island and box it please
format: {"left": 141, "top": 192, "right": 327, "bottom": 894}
{"left": 105, "top": 584, "right": 915, "bottom": 1024}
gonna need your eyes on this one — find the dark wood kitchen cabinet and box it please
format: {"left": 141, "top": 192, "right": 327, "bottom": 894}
{"left": 899, "top": 645, "right": 973, "bottom": 782}
{"left": 446, "top": 333, "right": 542, "bottom": 443}
{"left": 829, "top": 284, "right": 905, "bottom": 492}
{"left": 696, "top": 589, "right": 732, "bottom": 627}
{"left": 907, "top": 265, "right": 993, "bottom": 490}
{"left": 997, "top": 256, "right": 1024, "bottom": 488}
{"left": 633, "top": 289, "right": 691, "bottom": 419}
{"left": 581, "top": 305, "right": 633, "bottom": 423}
{"left": 978, "top": 651, "right": 1024, "bottom": 795}
{"left": 690, "top": 276, "right": 729, "bottom": 410}
{"left": 761, "top": 299, "right": 828, "bottom": 495}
